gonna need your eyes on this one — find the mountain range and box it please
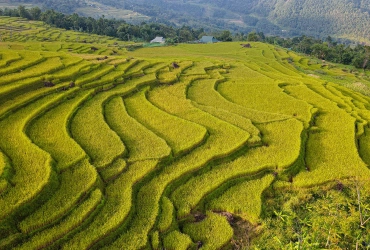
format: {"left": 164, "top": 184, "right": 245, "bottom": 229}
{"left": 5, "top": 0, "right": 370, "bottom": 42}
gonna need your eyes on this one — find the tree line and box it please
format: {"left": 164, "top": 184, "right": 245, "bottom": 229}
{"left": 1, "top": 6, "right": 368, "bottom": 70}
{"left": 6, "top": 0, "right": 370, "bottom": 42}
{"left": 0, "top": 6, "right": 208, "bottom": 43}
{"left": 245, "top": 32, "right": 370, "bottom": 70}
{"left": 0, "top": 6, "right": 237, "bottom": 43}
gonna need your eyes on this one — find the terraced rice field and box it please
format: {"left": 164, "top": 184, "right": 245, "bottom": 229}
{"left": 0, "top": 17, "right": 370, "bottom": 249}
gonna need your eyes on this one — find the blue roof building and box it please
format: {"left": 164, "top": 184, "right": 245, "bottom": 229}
{"left": 199, "top": 36, "right": 219, "bottom": 43}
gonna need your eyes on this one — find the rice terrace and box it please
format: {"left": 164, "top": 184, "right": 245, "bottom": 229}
{"left": 0, "top": 16, "right": 370, "bottom": 249}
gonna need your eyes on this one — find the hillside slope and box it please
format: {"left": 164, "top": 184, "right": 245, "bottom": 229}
{"left": 128, "top": 0, "right": 370, "bottom": 41}
{"left": 0, "top": 17, "right": 370, "bottom": 249}
{"left": 9, "top": 0, "right": 370, "bottom": 42}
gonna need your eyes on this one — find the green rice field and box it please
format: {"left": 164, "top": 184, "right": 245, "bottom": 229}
{"left": 0, "top": 16, "right": 370, "bottom": 249}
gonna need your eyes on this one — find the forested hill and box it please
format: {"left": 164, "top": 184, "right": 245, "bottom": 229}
{"left": 5, "top": 0, "right": 370, "bottom": 43}
{"left": 128, "top": 0, "right": 370, "bottom": 42}
{"left": 221, "top": 0, "right": 370, "bottom": 42}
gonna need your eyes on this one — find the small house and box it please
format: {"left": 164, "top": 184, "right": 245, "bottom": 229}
{"left": 150, "top": 37, "right": 166, "bottom": 44}
{"left": 199, "top": 36, "right": 219, "bottom": 44}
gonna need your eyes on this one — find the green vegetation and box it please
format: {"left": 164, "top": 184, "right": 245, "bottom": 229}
{"left": 162, "top": 230, "right": 193, "bottom": 250}
{"left": 188, "top": 78, "right": 291, "bottom": 124}
{"left": 28, "top": 90, "right": 92, "bottom": 171}
{"left": 255, "top": 180, "right": 370, "bottom": 249}
{"left": 70, "top": 90, "right": 126, "bottom": 169}
{"left": 218, "top": 81, "right": 312, "bottom": 124}
{"left": 6, "top": 0, "right": 370, "bottom": 44}
{"left": 0, "top": 93, "right": 64, "bottom": 220}
{"left": 100, "top": 158, "right": 127, "bottom": 182}
{"left": 14, "top": 189, "right": 103, "bottom": 250}
{"left": 105, "top": 97, "right": 171, "bottom": 162}
{"left": 208, "top": 174, "right": 275, "bottom": 223}
{"left": 0, "top": 16, "right": 369, "bottom": 249}
{"left": 183, "top": 211, "right": 234, "bottom": 250}
{"left": 0, "top": 152, "right": 6, "bottom": 178}
{"left": 63, "top": 160, "right": 158, "bottom": 250}
{"left": 124, "top": 88, "right": 207, "bottom": 156}
{"left": 171, "top": 119, "right": 303, "bottom": 217}
{"left": 0, "top": 51, "right": 45, "bottom": 76}
{"left": 283, "top": 84, "right": 370, "bottom": 186}
{"left": 19, "top": 159, "right": 97, "bottom": 233}
{"left": 360, "top": 127, "right": 370, "bottom": 165}
{"left": 157, "top": 197, "right": 174, "bottom": 232}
